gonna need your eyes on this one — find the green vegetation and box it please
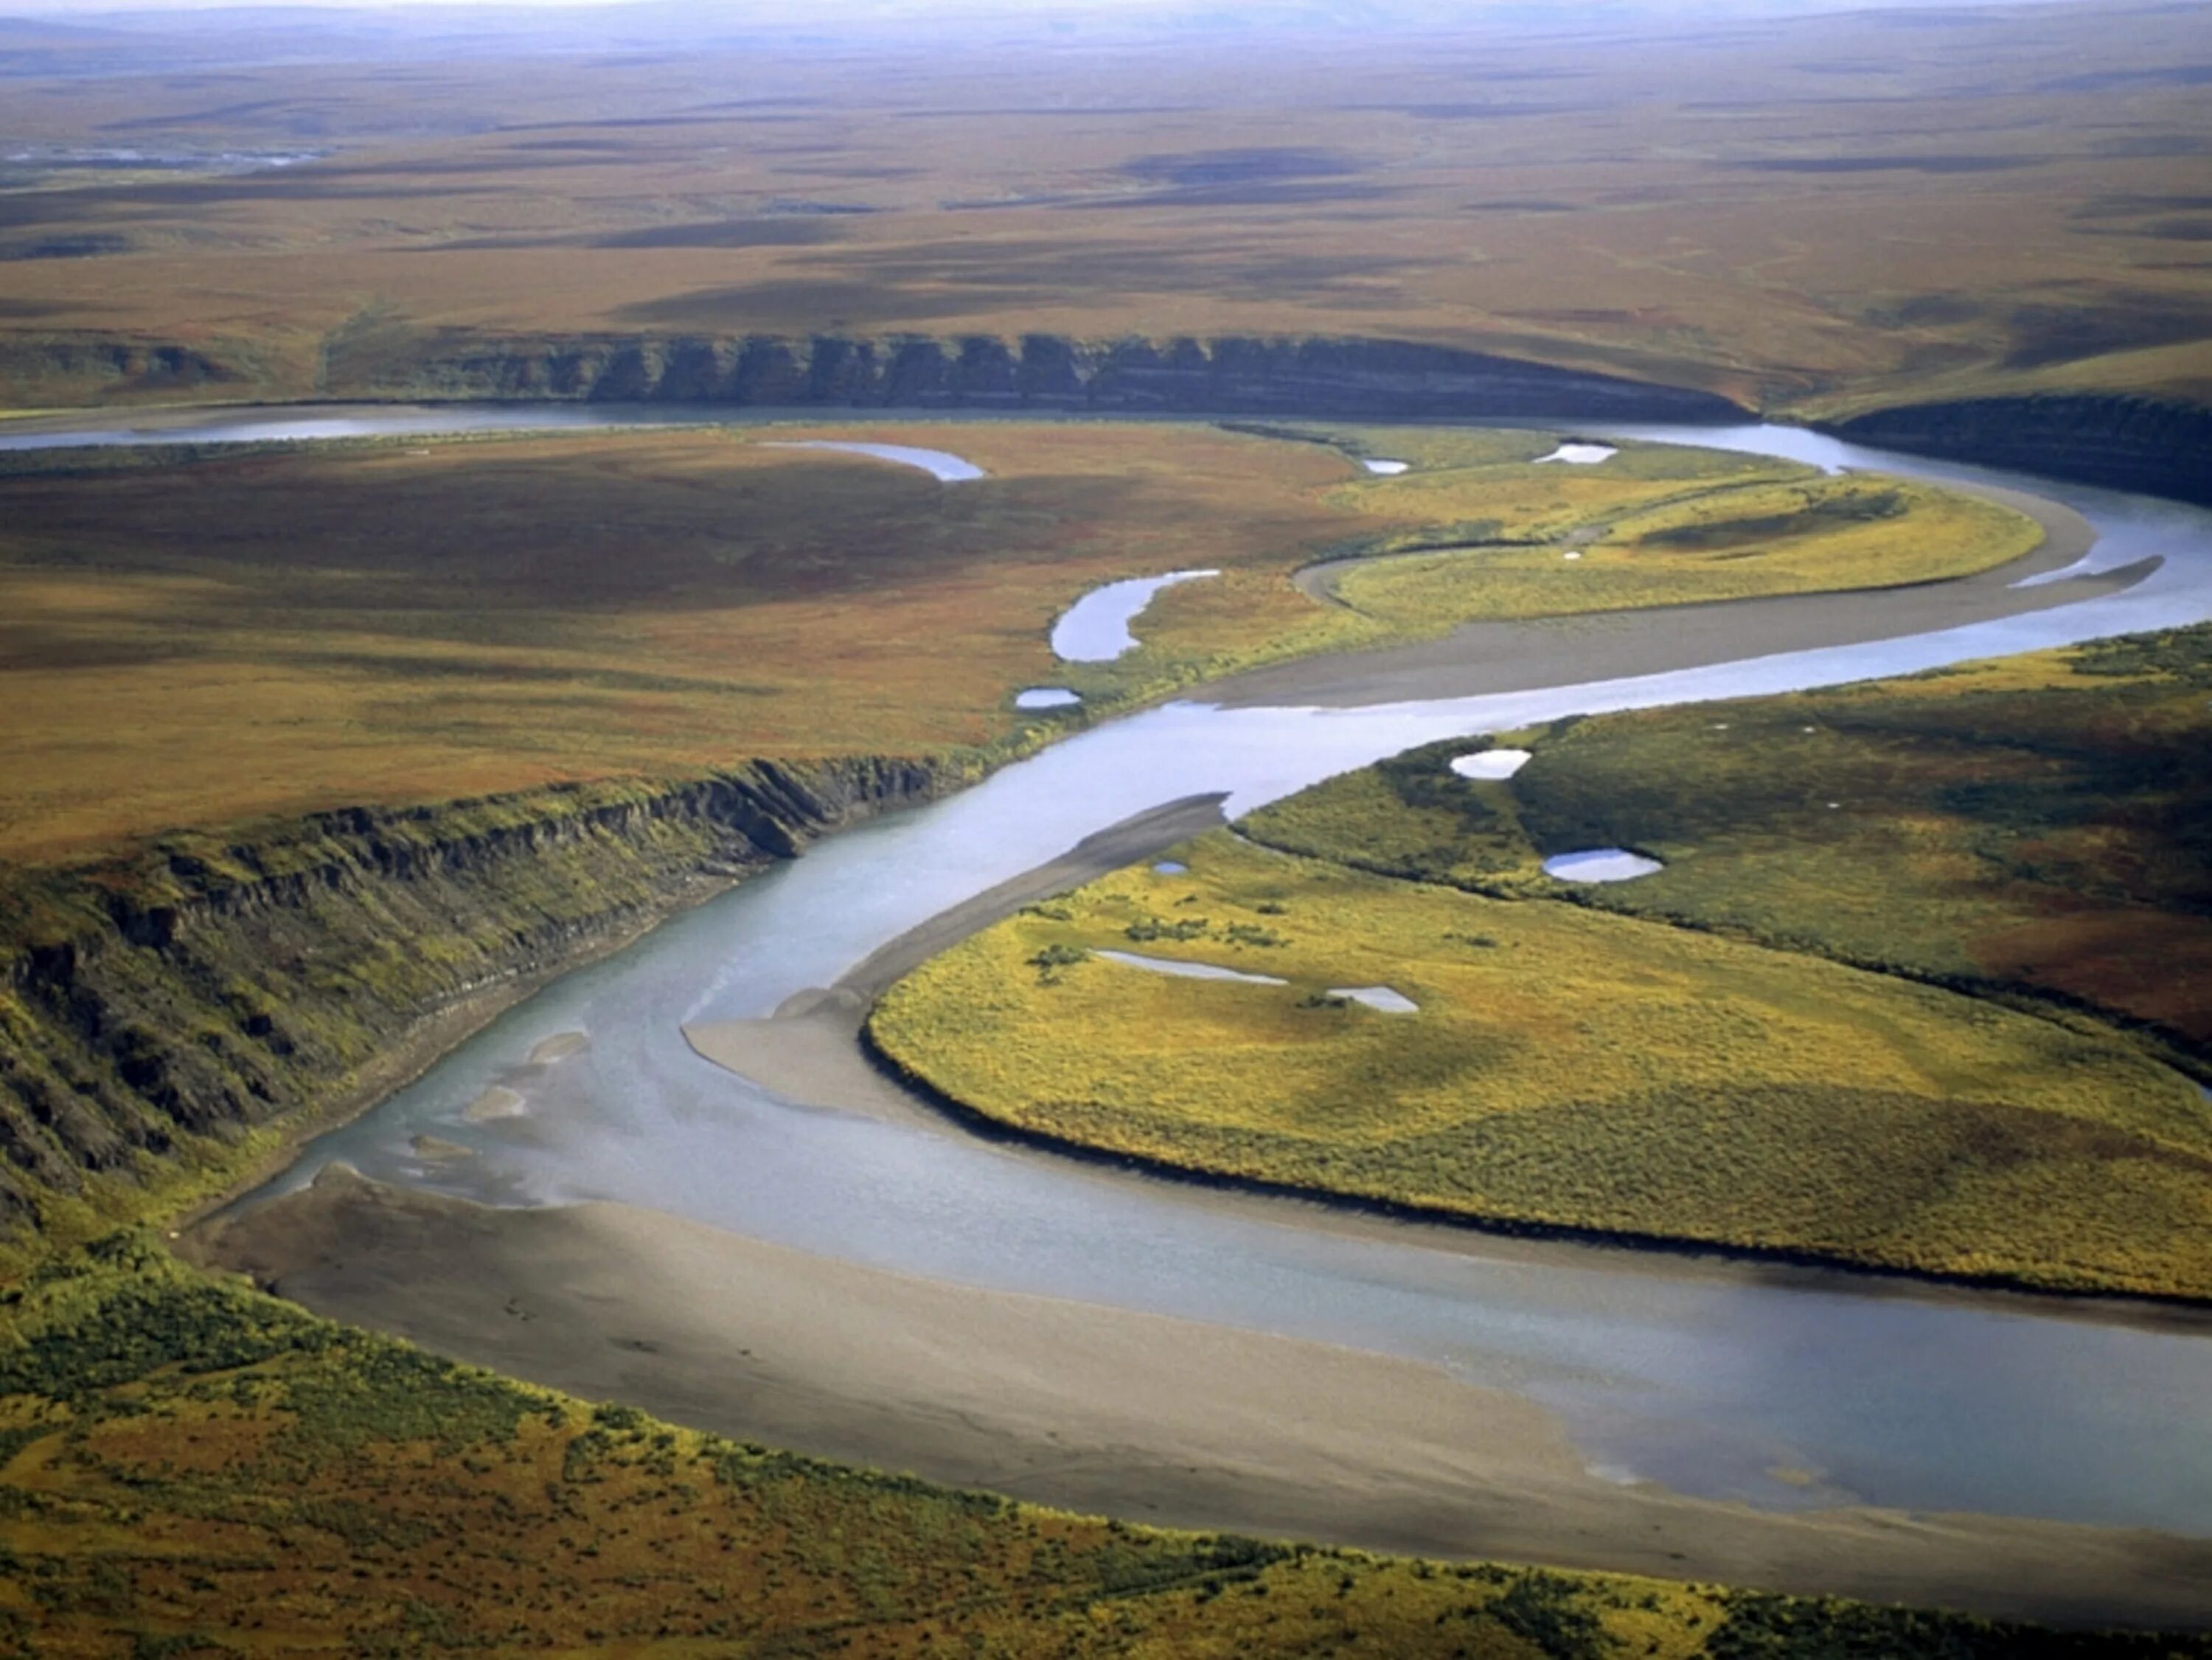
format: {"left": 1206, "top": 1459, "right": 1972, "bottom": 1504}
{"left": 1250, "top": 627, "right": 2212, "bottom": 1063}
{"left": 1329, "top": 472, "right": 2038, "bottom": 627}
{"left": 0, "top": 416, "right": 2037, "bottom": 1263}
{"left": 0, "top": 759, "right": 960, "bottom": 1265}
{"left": 2, "top": 5, "right": 2208, "bottom": 1642}
{"left": 873, "top": 830, "right": 2210, "bottom": 1298}
{"left": 0, "top": 422, "right": 2031, "bottom": 864}
{"left": 876, "top": 624, "right": 2212, "bottom": 1302}
{"left": 1, "top": 4, "right": 2208, "bottom": 417}
{"left": 0, "top": 421, "right": 1351, "bottom": 862}
{"left": 1, "top": 1235, "right": 2199, "bottom": 1657}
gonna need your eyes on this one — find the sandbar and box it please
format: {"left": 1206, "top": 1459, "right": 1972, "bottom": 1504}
{"left": 190, "top": 1168, "right": 2212, "bottom": 1631}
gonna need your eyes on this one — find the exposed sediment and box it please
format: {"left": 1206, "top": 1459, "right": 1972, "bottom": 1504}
{"left": 2, "top": 329, "right": 1746, "bottom": 423}
{"left": 1831, "top": 394, "right": 2212, "bottom": 509}
{"left": 192, "top": 1168, "right": 2212, "bottom": 1631}
{"left": 0, "top": 756, "right": 953, "bottom": 1235}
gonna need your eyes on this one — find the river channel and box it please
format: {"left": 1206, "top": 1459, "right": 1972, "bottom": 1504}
{"left": 21, "top": 405, "right": 2212, "bottom": 1545}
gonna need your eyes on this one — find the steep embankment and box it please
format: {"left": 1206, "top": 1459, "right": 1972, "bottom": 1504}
{"left": 0, "top": 757, "right": 950, "bottom": 1252}
{"left": 0, "top": 329, "right": 1745, "bottom": 422}
{"left": 1831, "top": 395, "right": 2212, "bottom": 509}
{"left": 17, "top": 329, "right": 2211, "bottom": 512}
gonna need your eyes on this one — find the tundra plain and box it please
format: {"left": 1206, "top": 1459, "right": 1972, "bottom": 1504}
{"left": 0, "top": 2, "right": 2209, "bottom": 418}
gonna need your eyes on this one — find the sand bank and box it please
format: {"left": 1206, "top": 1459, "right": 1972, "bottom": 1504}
{"left": 191, "top": 1169, "right": 2212, "bottom": 1631}
{"left": 684, "top": 792, "right": 1227, "bottom": 1126}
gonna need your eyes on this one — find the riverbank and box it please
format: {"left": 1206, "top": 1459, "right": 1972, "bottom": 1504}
{"left": 189, "top": 1167, "right": 2212, "bottom": 1631}
{"left": 1216, "top": 478, "right": 2133, "bottom": 708}
{"left": 0, "top": 757, "right": 957, "bottom": 1260}
{"left": 684, "top": 792, "right": 1229, "bottom": 1123}
{"left": 683, "top": 814, "right": 2212, "bottom": 1331}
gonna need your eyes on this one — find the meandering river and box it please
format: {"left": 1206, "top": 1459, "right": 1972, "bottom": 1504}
{"left": 27, "top": 405, "right": 2212, "bottom": 1541}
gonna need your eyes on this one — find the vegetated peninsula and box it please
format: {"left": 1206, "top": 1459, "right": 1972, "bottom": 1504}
{"left": 870, "top": 624, "right": 2212, "bottom": 1303}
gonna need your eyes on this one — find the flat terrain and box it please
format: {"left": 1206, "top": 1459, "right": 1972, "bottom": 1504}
{"left": 872, "top": 624, "right": 2212, "bottom": 1302}
{"left": 872, "top": 831, "right": 2211, "bottom": 1300}
{"left": 186, "top": 1171, "right": 2212, "bottom": 1636}
{"left": 1248, "top": 626, "right": 2212, "bottom": 1059}
{"left": 1331, "top": 472, "right": 2039, "bottom": 626}
{"left": 0, "top": 422, "right": 2027, "bottom": 863}
{"left": 0, "top": 2, "right": 2208, "bottom": 414}
{"left": 4, "top": 1, "right": 2209, "bottom": 1647}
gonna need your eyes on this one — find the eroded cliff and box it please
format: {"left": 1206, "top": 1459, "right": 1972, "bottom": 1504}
{"left": 1, "top": 329, "right": 1746, "bottom": 423}
{"left": 0, "top": 756, "right": 950, "bottom": 1244}
{"left": 1832, "top": 395, "right": 2212, "bottom": 509}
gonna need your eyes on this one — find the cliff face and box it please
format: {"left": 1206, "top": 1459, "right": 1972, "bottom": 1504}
{"left": 0, "top": 757, "right": 949, "bottom": 1233}
{"left": 1832, "top": 396, "right": 2212, "bottom": 509}
{"left": 369, "top": 331, "right": 1746, "bottom": 421}
{"left": 1, "top": 329, "right": 1745, "bottom": 423}
{"left": 0, "top": 336, "right": 247, "bottom": 402}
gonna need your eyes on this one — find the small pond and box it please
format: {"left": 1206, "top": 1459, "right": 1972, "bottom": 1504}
{"left": 1543, "top": 848, "right": 1663, "bottom": 882}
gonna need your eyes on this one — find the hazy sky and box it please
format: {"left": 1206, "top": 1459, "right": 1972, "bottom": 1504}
{"left": 4, "top": 0, "right": 2020, "bottom": 12}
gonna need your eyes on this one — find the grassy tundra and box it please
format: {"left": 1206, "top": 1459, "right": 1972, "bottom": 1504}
{"left": 0, "top": 423, "right": 2030, "bottom": 862}
{"left": 2, "top": 1236, "right": 2203, "bottom": 1658}
{"left": 1248, "top": 628, "right": 2212, "bottom": 1059}
{"left": 1330, "top": 469, "right": 2039, "bottom": 625}
{"left": 872, "top": 627, "right": 2212, "bottom": 1302}
{"left": 1, "top": 2, "right": 2208, "bottom": 419}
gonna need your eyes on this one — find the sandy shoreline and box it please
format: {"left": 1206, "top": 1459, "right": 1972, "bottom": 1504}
{"left": 683, "top": 719, "right": 2212, "bottom": 1337}
{"left": 168, "top": 869, "right": 751, "bottom": 1239}
{"left": 684, "top": 791, "right": 1230, "bottom": 1133}
{"left": 191, "top": 1168, "right": 2212, "bottom": 1630}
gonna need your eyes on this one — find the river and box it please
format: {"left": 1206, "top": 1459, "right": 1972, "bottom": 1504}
{"left": 24, "top": 405, "right": 2212, "bottom": 1542}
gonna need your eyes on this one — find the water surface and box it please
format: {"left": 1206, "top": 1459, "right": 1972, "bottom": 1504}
{"left": 1543, "top": 848, "right": 1664, "bottom": 882}
{"left": 1450, "top": 748, "right": 1534, "bottom": 779}
{"left": 1329, "top": 986, "right": 1419, "bottom": 1013}
{"left": 764, "top": 439, "right": 984, "bottom": 482}
{"left": 1052, "top": 570, "right": 1219, "bottom": 661}
{"left": 45, "top": 406, "right": 2202, "bottom": 1539}
{"left": 1097, "top": 949, "right": 1287, "bottom": 986}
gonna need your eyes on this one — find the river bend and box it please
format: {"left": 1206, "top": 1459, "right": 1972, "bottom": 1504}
{"left": 28, "top": 405, "right": 2208, "bottom": 1544}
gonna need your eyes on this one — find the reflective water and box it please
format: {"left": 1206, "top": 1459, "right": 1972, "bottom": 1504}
{"left": 1096, "top": 949, "right": 1287, "bottom": 986}
{"left": 34, "top": 405, "right": 2202, "bottom": 1538}
{"left": 1450, "top": 749, "right": 1534, "bottom": 780}
{"left": 765, "top": 440, "right": 984, "bottom": 482}
{"left": 0, "top": 402, "right": 731, "bottom": 453}
{"left": 1543, "top": 848, "right": 1664, "bottom": 882}
{"left": 1051, "top": 569, "right": 1220, "bottom": 661}
{"left": 1327, "top": 986, "right": 1419, "bottom": 1013}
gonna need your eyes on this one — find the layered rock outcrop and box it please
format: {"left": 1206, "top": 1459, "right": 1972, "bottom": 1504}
{"left": 1832, "top": 395, "right": 2212, "bottom": 509}
{"left": 0, "top": 758, "right": 949, "bottom": 1230}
